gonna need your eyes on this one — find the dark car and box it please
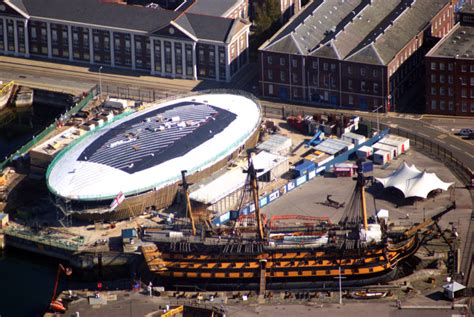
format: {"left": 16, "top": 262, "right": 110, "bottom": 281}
{"left": 467, "top": 132, "right": 474, "bottom": 140}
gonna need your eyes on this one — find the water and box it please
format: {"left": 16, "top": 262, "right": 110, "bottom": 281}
{"left": 0, "top": 249, "right": 58, "bottom": 317}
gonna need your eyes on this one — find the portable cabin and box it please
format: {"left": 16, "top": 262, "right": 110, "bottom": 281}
{"left": 356, "top": 145, "right": 373, "bottom": 159}
{"left": 341, "top": 132, "right": 366, "bottom": 146}
{"left": 373, "top": 143, "right": 397, "bottom": 158}
{"left": 293, "top": 159, "right": 315, "bottom": 178}
{"left": 373, "top": 150, "right": 391, "bottom": 165}
{"left": 383, "top": 135, "right": 410, "bottom": 154}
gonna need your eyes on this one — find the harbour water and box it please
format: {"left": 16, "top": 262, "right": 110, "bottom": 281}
{"left": 0, "top": 249, "right": 58, "bottom": 317}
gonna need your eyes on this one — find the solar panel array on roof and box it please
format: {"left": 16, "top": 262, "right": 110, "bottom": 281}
{"left": 79, "top": 102, "right": 236, "bottom": 174}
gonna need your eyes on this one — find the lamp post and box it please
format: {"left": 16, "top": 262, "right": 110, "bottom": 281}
{"left": 99, "top": 66, "right": 103, "bottom": 100}
{"left": 334, "top": 266, "right": 346, "bottom": 305}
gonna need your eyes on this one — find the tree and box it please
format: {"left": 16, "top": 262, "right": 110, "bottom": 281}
{"left": 254, "top": 0, "right": 281, "bottom": 36}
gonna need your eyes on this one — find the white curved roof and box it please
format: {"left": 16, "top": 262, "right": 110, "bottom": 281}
{"left": 375, "top": 162, "right": 454, "bottom": 199}
{"left": 46, "top": 93, "right": 261, "bottom": 201}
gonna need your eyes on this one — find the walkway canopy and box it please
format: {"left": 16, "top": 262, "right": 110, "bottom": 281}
{"left": 375, "top": 162, "right": 454, "bottom": 199}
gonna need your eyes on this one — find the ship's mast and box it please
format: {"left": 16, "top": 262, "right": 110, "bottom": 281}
{"left": 181, "top": 170, "right": 196, "bottom": 236}
{"left": 246, "top": 150, "right": 265, "bottom": 240}
{"left": 358, "top": 162, "right": 368, "bottom": 231}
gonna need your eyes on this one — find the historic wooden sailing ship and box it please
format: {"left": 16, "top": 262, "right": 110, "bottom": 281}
{"left": 142, "top": 151, "right": 455, "bottom": 291}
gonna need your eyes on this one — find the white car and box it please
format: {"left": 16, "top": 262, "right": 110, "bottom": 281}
{"left": 458, "top": 128, "right": 473, "bottom": 136}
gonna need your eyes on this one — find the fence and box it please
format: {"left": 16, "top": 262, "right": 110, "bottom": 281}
{"left": 102, "top": 84, "right": 185, "bottom": 103}
{"left": 0, "top": 85, "right": 99, "bottom": 173}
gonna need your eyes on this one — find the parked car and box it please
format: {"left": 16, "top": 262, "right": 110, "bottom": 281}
{"left": 467, "top": 132, "right": 474, "bottom": 140}
{"left": 458, "top": 128, "right": 473, "bottom": 136}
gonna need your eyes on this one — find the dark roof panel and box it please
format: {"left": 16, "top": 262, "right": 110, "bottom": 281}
{"left": 186, "top": 0, "right": 240, "bottom": 17}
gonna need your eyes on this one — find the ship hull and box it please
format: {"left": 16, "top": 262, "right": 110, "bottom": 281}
{"left": 143, "top": 236, "right": 419, "bottom": 291}
{"left": 154, "top": 268, "right": 397, "bottom": 291}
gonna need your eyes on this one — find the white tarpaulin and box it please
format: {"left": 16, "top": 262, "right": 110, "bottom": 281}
{"left": 375, "top": 162, "right": 454, "bottom": 199}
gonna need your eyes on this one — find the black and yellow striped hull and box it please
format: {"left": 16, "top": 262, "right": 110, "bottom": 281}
{"left": 143, "top": 235, "right": 419, "bottom": 290}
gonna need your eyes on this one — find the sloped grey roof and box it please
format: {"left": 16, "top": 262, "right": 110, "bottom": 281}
{"left": 186, "top": 0, "right": 241, "bottom": 17}
{"left": 5, "top": 0, "right": 243, "bottom": 42}
{"left": 372, "top": 0, "right": 449, "bottom": 64}
{"left": 179, "top": 13, "right": 240, "bottom": 42}
{"left": 10, "top": 0, "right": 179, "bottom": 32}
{"left": 264, "top": 34, "right": 303, "bottom": 55}
{"left": 261, "top": 0, "right": 450, "bottom": 66}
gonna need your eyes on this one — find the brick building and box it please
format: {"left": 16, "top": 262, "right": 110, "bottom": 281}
{"left": 0, "top": 0, "right": 250, "bottom": 82}
{"left": 425, "top": 5, "right": 474, "bottom": 116}
{"left": 259, "top": 0, "right": 454, "bottom": 112}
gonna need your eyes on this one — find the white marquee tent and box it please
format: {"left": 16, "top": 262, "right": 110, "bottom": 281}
{"left": 375, "top": 162, "right": 454, "bottom": 199}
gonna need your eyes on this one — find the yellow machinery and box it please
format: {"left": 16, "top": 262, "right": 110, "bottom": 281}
{"left": 160, "top": 305, "right": 183, "bottom": 317}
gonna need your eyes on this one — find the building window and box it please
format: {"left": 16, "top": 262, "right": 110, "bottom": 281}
{"left": 440, "top": 100, "right": 445, "bottom": 110}
{"left": 471, "top": 77, "right": 474, "bottom": 86}
{"left": 440, "top": 87, "right": 445, "bottom": 96}
{"left": 292, "top": 59, "right": 297, "bottom": 67}
{"left": 431, "top": 100, "right": 436, "bottom": 110}
{"left": 470, "top": 65, "right": 474, "bottom": 72}
{"left": 372, "top": 69, "right": 378, "bottom": 77}
{"left": 312, "top": 74, "right": 317, "bottom": 84}
{"left": 448, "top": 75, "right": 453, "bottom": 84}
{"left": 448, "top": 101, "right": 454, "bottom": 111}
{"left": 268, "top": 84, "right": 273, "bottom": 95}
{"left": 267, "top": 70, "right": 273, "bottom": 80}
{"left": 448, "top": 87, "right": 453, "bottom": 96}
{"left": 431, "top": 87, "right": 436, "bottom": 95}
{"left": 471, "top": 102, "right": 474, "bottom": 112}
{"left": 431, "top": 62, "right": 437, "bottom": 70}
{"left": 440, "top": 75, "right": 445, "bottom": 83}
{"left": 348, "top": 79, "right": 353, "bottom": 90}
{"left": 440, "top": 63, "right": 445, "bottom": 71}
{"left": 280, "top": 71, "right": 286, "bottom": 81}
{"left": 347, "top": 66, "right": 352, "bottom": 74}
{"left": 331, "top": 64, "right": 336, "bottom": 72}
{"left": 462, "top": 64, "right": 468, "bottom": 72}
{"left": 360, "top": 68, "right": 366, "bottom": 76}
{"left": 267, "top": 56, "right": 272, "bottom": 64}
{"left": 462, "top": 101, "right": 467, "bottom": 112}
{"left": 312, "top": 61, "right": 317, "bottom": 69}
{"left": 348, "top": 95, "right": 354, "bottom": 105}
{"left": 280, "top": 57, "right": 285, "bottom": 66}
{"left": 323, "top": 63, "right": 328, "bottom": 71}
{"left": 361, "top": 81, "right": 366, "bottom": 91}
{"left": 471, "top": 89, "right": 474, "bottom": 98}
{"left": 373, "top": 83, "right": 379, "bottom": 94}
{"left": 431, "top": 74, "right": 436, "bottom": 83}
{"left": 448, "top": 63, "right": 453, "bottom": 71}
{"left": 292, "top": 73, "right": 298, "bottom": 83}
{"left": 462, "top": 88, "right": 467, "bottom": 97}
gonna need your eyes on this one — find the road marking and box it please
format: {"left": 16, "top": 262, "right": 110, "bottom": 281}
{"left": 450, "top": 145, "right": 462, "bottom": 151}
{"left": 389, "top": 124, "right": 398, "bottom": 128}
{"left": 419, "top": 133, "right": 430, "bottom": 138}
{"left": 437, "top": 139, "right": 446, "bottom": 144}
{"left": 466, "top": 152, "right": 474, "bottom": 158}
{"left": 437, "top": 134, "right": 447, "bottom": 139}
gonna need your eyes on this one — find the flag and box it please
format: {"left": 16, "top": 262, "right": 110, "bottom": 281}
{"left": 110, "top": 191, "right": 125, "bottom": 210}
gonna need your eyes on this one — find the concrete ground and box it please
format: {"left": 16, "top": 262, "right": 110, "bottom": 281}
{"left": 261, "top": 146, "right": 472, "bottom": 257}
{"left": 63, "top": 289, "right": 469, "bottom": 317}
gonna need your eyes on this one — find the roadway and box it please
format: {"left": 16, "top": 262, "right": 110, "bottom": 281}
{"left": 1, "top": 55, "right": 473, "bottom": 173}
